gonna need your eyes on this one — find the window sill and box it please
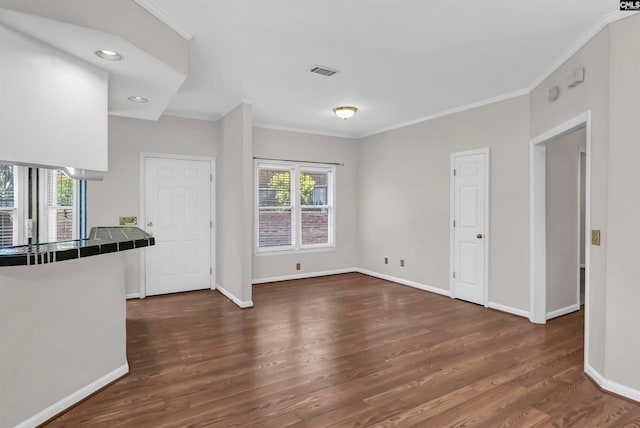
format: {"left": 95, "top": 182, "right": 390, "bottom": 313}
{"left": 255, "top": 246, "right": 336, "bottom": 257}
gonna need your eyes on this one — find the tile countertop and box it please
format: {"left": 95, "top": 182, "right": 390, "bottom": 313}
{"left": 0, "top": 227, "right": 155, "bottom": 267}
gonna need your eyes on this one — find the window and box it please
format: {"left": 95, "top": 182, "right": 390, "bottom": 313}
{"left": 0, "top": 165, "right": 21, "bottom": 246}
{"left": 0, "top": 164, "right": 85, "bottom": 247}
{"left": 39, "top": 169, "right": 80, "bottom": 242}
{"left": 256, "top": 161, "right": 335, "bottom": 252}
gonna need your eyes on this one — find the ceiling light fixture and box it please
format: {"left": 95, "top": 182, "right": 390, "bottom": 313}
{"left": 333, "top": 106, "right": 357, "bottom": 120}
{"left": 95, "top": 50, "right": 123, "bottom": 61}
{"left": 128, "top": 96, "right": 149, "bottom": 103}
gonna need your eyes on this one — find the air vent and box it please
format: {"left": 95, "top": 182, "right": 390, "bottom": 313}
{"left": 309, "top": 65, "right": 339, "bottom": 77}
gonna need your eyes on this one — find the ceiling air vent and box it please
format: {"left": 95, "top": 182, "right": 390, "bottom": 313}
{"left": 309, "top": 65, "right": 339, "bottom": 77}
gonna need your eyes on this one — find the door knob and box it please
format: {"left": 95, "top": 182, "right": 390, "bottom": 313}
{"left": 147, "top": 221, "right": 154, "bottom": 227}
{"left": 476, "top": 233, "right": 483, "bottom": 239}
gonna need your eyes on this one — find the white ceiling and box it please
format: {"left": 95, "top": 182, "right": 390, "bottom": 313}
{"left": 146, "top": 0, "right": 621, "bottom": 138}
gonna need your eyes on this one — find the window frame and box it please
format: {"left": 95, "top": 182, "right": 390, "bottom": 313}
{"left": 0, "top": 165, "right": 28, "bottom": 246}
{"left": 255, "top": 159, "right": 336, "bottom": 254}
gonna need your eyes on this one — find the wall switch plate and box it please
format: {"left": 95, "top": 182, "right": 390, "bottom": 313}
{"left": 384, "top": 257, "right": 388, "bottom": 264}
{"left": 119, "top": 216, "right": 137, "bottom": 226}
{"left": 296, "top": 263, "right": 301, "bottom": 270}
{"left": 592, "top": 230, "right": 601, "bottom": 246}
{"left": 400, "top": 259, "right": 405, "bottom": 267}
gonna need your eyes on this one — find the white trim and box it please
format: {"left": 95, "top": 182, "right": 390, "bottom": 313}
{"left": 585, "top": 363, "right": 640, "bottom": 403}
{"left": 210, "top": 158, "right": 217, "bottom": 291}
{"left": 362, "top": 89, "right": 528, "bottom": 138}
{"left": 487, "top": 302, "right": 530, "bottom": 319}
{"left": 133, "top": 0, "right": 195, "bottom": 40}
{"left": 546, "top": 303, "right": 580, "bottom": 320}
{"left": 126, "top": 293, "right": 140, "bottom": 299}
{"left": 14, "top": 363, "right": 129, "bottom": 428}
{"left": 355, "top": 268, "right": 451, "bottom": 297}
{"left": 216, "top": 283, "right": 254, "bottom": 308}
{"left": 577, "top": 149, "right": 584, "bottom": 309}
{"left": 449, "top": 148, "right": 490, "bottom": 307}
{"left": 252, "top": 268, "right": 356, "bottom": 284}
{"left": 139, "top": 153, "right": 216, "bottom": 298}
{"left": 527, "top": 11, "right": 640, "bottom": 92}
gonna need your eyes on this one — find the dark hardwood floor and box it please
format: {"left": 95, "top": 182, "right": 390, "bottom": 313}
{"left": 46, "top": 273, "right": 640, "bottom": 427}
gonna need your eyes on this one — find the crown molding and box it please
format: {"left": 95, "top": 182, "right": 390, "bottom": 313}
{"left": 527, "top": 10, "right": 639, "bottom": 92}
{"left": 162, "top": 109, "right": 219, "bottom": 122}
{"left": 360, "top": 88, "right": 529, "bottom": 139}
{"left": 134, "top": 0, "right": 194, "bottom": 41}
{"left": 253, "top": 123, "right": 357, "bottom": 140}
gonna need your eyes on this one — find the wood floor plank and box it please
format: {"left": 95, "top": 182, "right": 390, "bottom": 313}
{"left": 43, "top": 273, "right": 640, "bottom": 427}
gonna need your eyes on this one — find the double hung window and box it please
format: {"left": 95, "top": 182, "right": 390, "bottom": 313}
{"left": 256, "top": 161, "right": 335, "bottom": 252}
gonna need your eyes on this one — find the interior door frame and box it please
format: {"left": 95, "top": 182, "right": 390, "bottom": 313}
{"left": 449, "top": 147, "right": 490, "bottom": 306}
{"left": 138, "top": 152, "right": 216, "bottom": 298}
{"left": 529, "top": 111, "right": 591, "bottom": 327}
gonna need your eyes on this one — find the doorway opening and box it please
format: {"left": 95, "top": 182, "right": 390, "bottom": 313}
{"left": 529, "top": 110, "right": 591, "bottom": 360}
{"left": 544, "top": 126, "right": 586, "bottom": 320}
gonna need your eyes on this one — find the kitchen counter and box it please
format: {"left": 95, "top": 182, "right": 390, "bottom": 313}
{"left": 0, "top": 226, "right": 152, "bottom": 427}
{"left": 0, "top": 226, "right": 154, "bottom": 266}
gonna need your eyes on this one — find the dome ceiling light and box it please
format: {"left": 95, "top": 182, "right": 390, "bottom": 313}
{"left": 333, "top": 106, "right": 358, "bottom": 120}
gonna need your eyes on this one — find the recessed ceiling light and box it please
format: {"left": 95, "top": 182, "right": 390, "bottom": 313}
{"left": 128, "top": 96, "right": 149, "bottom": 103}
{"left": 95, "top": 50, "right": 123, "bottom": 61}
{"left": 333, "top": 106, "right": 358, "bottom": 120}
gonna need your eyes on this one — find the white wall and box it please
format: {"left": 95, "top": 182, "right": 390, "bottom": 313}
{"left": 545, "top": 127, "right": 585, "bottom": 315}
{"left": 252, "top": 128, "right": 359, "bottom": 281}
{"left": 604, "top": 14, "right": 640, "bottom": 391}
{"left": 358, "top": 95, "right": 530, "bottom": 312}
{"left": 216, "top": 104, "right": 253, "bottom": 305}
{"left": 88, "top": 115, "right": 220, "bottom": 296}
{"left": 0, "top": 23, "right": 108, "bottom": 171}
{"left": 0, "top": 253, "right": 127, "bottom": 428}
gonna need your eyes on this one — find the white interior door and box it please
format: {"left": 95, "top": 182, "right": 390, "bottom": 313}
{"left": 452, "top": 150, "right": 488, "bottom": 305}
{"left": 145, "top": 157, "right": 212, "bottom": 296}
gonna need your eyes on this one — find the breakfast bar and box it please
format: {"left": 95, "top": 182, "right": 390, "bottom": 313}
{"left": 0, "top": 227, "right": 154, "bottom": 427}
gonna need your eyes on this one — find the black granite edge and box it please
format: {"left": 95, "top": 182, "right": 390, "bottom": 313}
{"left": 0, "top": 254, "right": 28, "bottom": 267}
{"left": 0, "top": 227, "right": 154, "bottom": 267}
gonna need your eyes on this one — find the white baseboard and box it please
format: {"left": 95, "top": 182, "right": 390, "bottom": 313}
{"left": 585, "top": 363, "right": 640, "bottom": 403}
{"left": 487, "top": 302, "right": 530, "bottom": 319}
{"left": 252, "top": 268, "right": 357, "bottom": 284}
{"left": 546, "top": 303, "right": 580, "bottom": 320}
{"left": 355, "top": 268, "right": 451, "bottom": 297}
{"left": 216, "top": 283, "right": 254, "bottom": 308}
{"left": 15, "top": 363, "right": 129, "bottom": 428}
{"left": 126, "top": 293, "right": 140, "bottom": 299}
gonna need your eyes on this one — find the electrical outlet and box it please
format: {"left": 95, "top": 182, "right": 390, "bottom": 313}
{"left": 296, "top": 263, "right": 301, "bottom": 270}
{"left": 384, "top": 257, "right": 388, "bottom": 264}
{"left": 400, "top": 259, "right": 405, "bottom": 267}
